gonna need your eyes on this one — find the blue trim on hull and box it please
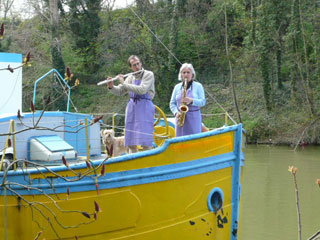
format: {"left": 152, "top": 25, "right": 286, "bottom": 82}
{"left": 1, "top": 152, "right": 243, "bottom": 196}
{"left": 230, "top": 123, "right": 243, "bottom": 240}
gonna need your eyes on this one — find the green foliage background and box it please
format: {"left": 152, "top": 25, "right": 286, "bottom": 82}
{"left": 1, "top": 0, "right": 320, "bottom": 145}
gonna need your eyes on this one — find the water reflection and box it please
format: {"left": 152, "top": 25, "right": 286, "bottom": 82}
{"left": 241, "top": 145, "right": 320, "bottom": 240}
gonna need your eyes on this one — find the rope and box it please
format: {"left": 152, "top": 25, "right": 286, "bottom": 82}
{"left": 0, "top": 112, "right": 229, "bottom": 128}
{"left": 128, "top": 5, "right": 182, "bottom": 65}
{"left": 203, "top": 90, "right": 237, "bottom": 125}
{"left": 94, "top": 112, "right": 229, "bottom": 119}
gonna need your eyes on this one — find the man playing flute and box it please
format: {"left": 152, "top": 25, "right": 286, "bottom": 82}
{"left": 107, "top": 55, "right": 155, "bottom": 153}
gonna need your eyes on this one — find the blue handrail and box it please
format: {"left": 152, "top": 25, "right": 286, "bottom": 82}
{"left": 33, "top": 69, "right": 71, "bottom": 112}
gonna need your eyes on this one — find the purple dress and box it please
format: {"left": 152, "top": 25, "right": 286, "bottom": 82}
{"left": 175, "top": 85, "right": 202, "bottom": 137}
{"left": 125, "top": 78, "right": 155, "bottom": 147}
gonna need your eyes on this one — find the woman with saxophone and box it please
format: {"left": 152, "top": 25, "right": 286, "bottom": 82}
{"left": 170, "top": 63, "right": 206, "bottom": 137}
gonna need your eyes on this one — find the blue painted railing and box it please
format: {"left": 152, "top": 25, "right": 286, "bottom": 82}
{"left": 33, "top": 69, "right": 71, "bottom": 112}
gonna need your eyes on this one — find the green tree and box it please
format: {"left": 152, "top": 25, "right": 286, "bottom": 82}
{"left": 257, "top": 1, "right": 272, "bottom": 110}
{"left": 49, "top": 0, "right": 65, "bottom": 76}
{"left": 255, "top": 0, "right": 290, "bottom": 110}
{"left": 288, "top": 0, "right": 317, "bottom": 116}
{"left": 66, "top": 0, "right": 102, "bottom": 82}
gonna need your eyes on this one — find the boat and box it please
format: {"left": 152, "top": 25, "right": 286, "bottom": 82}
{"left": 0, "top": 52, "right": 245, "bottom": 240}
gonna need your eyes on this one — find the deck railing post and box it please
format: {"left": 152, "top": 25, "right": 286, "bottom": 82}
{"left": 225, "top": 112, "right": 228, "bottom": 126}
{"left": 85, "top": 118, "right": 90, "bottom": 161}
{"left": 11, "top": 120, "right": 17, "bottom": 171}
{"left": 112, "top": 112, "right": 115, "bottom": 131}
{"left": 0, "top": 121, "right": 13, "bottom": 171}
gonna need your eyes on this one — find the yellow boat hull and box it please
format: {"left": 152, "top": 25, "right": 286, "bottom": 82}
{"left": 0, "top": 124, "right": 244, "bottom": 240}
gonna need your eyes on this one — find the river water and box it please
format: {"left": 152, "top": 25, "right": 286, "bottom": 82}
{"left": 240, "top": 145, "right": 320, "bottom": 240}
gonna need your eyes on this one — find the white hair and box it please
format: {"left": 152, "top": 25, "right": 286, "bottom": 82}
{"left": 178, "top": 63, "right": 196, "bottom": 81}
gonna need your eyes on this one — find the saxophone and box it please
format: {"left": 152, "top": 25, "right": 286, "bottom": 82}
{"left": 178, "top": 78, "right": 189, "bottom": 127}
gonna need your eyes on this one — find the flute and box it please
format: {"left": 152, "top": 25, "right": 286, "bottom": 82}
{"left": 97, "top": 70, "right": 143, "bottom": 86}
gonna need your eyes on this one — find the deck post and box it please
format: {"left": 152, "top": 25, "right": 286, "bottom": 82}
{"left": 225, "top": 112, "right": 228, "bottom": 126}
{"left": 11, "top": 120, "right": 17, "bottom": 171}
{"left": 85, "top": 118, "right": 90, "bottom": 160}
{"left": 0, "top": 121, "right": 13, "bottom": 171}
{"left": 112, "top": 112, "right": 115, "bottom": 131}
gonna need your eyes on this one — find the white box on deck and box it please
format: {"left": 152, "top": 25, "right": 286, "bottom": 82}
{"left": 29, "top": 135, "right": 77, "bottom": 164}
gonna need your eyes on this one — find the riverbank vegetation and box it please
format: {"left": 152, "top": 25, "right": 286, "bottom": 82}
{"left": 1, "top": 0, "right": 320, "bottom": 145}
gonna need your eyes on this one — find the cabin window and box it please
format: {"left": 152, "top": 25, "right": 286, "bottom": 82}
{"left": 207, "top": 188, "right": 224, "bottom": 213}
